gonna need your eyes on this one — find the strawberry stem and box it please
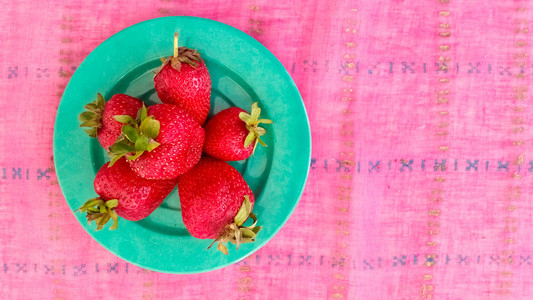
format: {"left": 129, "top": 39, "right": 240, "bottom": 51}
{"left": 155, "top": 33, "right": 201, "bottom": 73}
{"left": 108, "top": 105, "right": 161, "bottom": 167}
{"left": 238, "top": 102, "right": 273, "bottom": 154}
{"left": 75, "top": 197, "right": 119, "bottom": 230}
{"left": 79, "top": 93, "right": 106, "bottom": 138}
{"left": 207, "top": 196, "right": 262, "bottom": 255}
{"left": 173, "top": 32, "right": 179, "bottom": 59}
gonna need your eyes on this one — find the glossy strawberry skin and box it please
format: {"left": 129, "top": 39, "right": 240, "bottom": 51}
{"left": 98, "top": 94, "right": 143, "bottom": 150}
{"left": 128, "top": 104, "right": 205, "bottom": 180}
{"left": 203, "top": 107, "right": 253, "bottom": 161}
{"left": 154, "top": 60, "right": 211, "bottom": 125}
{"left": 178, "top": 156, "right": 255, "bottom": 239}
{"left": 94, "top": 158, "right": 177, "bottom": 221}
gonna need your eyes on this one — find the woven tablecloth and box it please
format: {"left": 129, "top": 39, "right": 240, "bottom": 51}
{"left": 2, "top": 0, "right": 533, "bottom": 299}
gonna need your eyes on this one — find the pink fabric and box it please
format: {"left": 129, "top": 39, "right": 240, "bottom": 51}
{"left": 2, "top": 0, "right": 533, "bottom": 298}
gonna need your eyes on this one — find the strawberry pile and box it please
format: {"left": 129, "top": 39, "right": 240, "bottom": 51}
{"left": 77, "top": 33, "right": 272, "bottom": 255}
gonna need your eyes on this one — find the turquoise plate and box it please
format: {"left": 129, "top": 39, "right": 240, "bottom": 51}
{"left": 53, "top": 16, "right": 311, "bottom": 274}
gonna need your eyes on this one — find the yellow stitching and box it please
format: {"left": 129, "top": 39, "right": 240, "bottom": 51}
{"left": 343, "top": 76, "right": 354, "bottom": 82}
{"left": 428, "top": 209, "right": 441, "bottom": 216}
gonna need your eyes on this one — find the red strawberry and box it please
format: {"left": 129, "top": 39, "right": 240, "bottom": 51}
{"left": 203, "top": 102, "right": 273, "bottom": 161}
{"left": 76, "top": 157, "right": 177, "bottom": 230}
{"left": 178, "top": 156, "right": 261, "bottom": 254}
{"left": 154, "top": 33, "right": 211, "bottom": 125}
{"left": 109, "top": 104, "right": 204, "bottom": 180}
{"left": 79, "top": 93, "right": 143, "bottom": 150}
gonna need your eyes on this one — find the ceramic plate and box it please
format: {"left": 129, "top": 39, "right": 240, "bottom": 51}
{"left": 53, "top": 16, "right": 311, "bottom": 273}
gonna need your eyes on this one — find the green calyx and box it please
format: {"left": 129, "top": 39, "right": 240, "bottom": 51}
{"left": 239, "top": 102, "right": 273, "bottom": 154}
{"left": 75, "top": 198, "right": 119, "bottom": 231}
{"left": 157, "top": 32, "right": 201, "bottom": 74}
{"left": 207, "top": 196, "right": 262, "bottom": 255}
{"left": 79, "top": 93, "right": 105, "bottom": 137}
{"left": 108, "top": 105, "right": 161, "bottom": 167}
